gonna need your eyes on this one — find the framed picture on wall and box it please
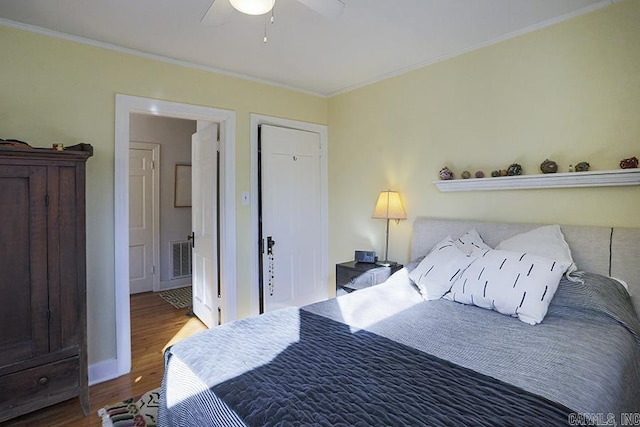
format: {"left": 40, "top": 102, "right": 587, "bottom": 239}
{"left": 174, "top": 164, "right": 192, "bottom": 207}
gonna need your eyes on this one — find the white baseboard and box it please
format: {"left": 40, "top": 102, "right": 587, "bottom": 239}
{"left": 88, "top": 358, "right": 120, "bottom": 386}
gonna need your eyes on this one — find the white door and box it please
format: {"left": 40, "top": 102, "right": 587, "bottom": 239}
{"left": 129, "top": 142, "right": 159, "bottom": 294}
{"left": 191, "top": 123, "right": 219, "bottom": 328}
{"left": 260, "top": 124, "right": 326, "bottom": 312}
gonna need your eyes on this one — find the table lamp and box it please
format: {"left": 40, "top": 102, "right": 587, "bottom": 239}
{"left": 372, "top": 190, "right": 406, "bottom": 266}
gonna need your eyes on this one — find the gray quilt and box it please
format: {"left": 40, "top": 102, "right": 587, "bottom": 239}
{"left": 159, "top": 269, "right": 640, "bottom": 426}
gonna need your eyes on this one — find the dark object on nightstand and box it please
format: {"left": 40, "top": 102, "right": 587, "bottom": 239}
{"left": 354, "top": 250, "right": 376, "bottom": 263}
{"left": 336, "top": 261, "right": 403, "bottom": 296}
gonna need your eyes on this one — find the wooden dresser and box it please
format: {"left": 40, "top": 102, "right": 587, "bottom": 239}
{"left": 0, "top": 143, "right": 92, "bottom": 422}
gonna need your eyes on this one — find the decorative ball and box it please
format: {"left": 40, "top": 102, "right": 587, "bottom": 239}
{"left": 475, "top": 171, "right": 485, "bottom": 178}
{"left": 540, "top": 159, "right": 558, "bottom": 174}
{"left": 491, "top": 170, "right": 500, "bottom": 177}
{"left": 575, "top": 161, "right": 590, "bottom": 172}
{"left": 620, "top": 157, "right": 639, "bottom": 169}
{"left": 507, "top": 163, "right": 523, "bottom": 176}
{"left": 500, "top": 170, "right": 508, "bottom": 176}
{"left": 461, "top": 170, "right": 471, "bottom": 179}
{"left": 439, "top": 166, "right": 454, "bottom": 180}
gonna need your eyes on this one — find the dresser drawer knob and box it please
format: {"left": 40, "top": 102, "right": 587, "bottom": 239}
{"left": 38, "top": 376, "right": 49, "bottom": 386}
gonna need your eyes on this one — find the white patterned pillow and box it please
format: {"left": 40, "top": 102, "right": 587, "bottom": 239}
{"left": 453, "top": 229, "right": 491, "bottom": 255}
{"left": 444, "top": 249, "right": 571, "bottom": 325}
{"left": 495, "top": 225, "right": 576, "bottom": 275}
{"left": 409, "top": 236, "right": 477, "bottom": 300}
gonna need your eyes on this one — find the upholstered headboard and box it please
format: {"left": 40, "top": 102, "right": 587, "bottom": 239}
{"left": 411, "top": 217, "right": 640, "bottom": 312}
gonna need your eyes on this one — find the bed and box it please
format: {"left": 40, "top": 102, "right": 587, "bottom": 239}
{"left": 159, "top": 218, "right": 640, "bottom": 426}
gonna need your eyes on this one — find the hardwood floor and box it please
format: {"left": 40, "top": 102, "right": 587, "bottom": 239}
{"left": 2, "top": 291, "right": 207, "bottom": 426}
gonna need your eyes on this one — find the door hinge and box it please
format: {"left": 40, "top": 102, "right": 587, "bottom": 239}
{"left": 150, "top": 160, "right": 155, "bottom": 169}
{"left": 150, "top": 265, "right": 155, "bottom": 274}
{"left": 216, "top": 140, "right": 221, "bottom": 152}
{"left": 217, "top": 306, "right": 222, "bottom": 326}
{"left": 45, "top": 194, "right": 49, "bottom": 207}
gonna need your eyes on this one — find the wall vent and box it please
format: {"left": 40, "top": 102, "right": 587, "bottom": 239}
{"left": 172, "top": 241, "right": 192, "bottom": 279}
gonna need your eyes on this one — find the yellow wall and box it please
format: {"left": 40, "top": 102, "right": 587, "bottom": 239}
{"left": 0, "top": 25, "right": 327, "bottom": 364}
{"left": 2, "top": 0, "right": 639, "bottom": 369}
{"left": 328, "top": 0, "right": 640, "bottom": 275}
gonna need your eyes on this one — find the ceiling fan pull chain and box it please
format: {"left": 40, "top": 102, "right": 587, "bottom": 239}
{"left": 263, "top": 6, "right": 275, "bottom": 43}
{"left": 262, "top": 19, "right": 267, "bottom": 43}
{"left": 263, "top": 18, "right": 268, "bottom": 43}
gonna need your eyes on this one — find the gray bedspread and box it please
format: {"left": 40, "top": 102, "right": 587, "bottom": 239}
{"left": 306, "top": 270, "right": 640, "bottom": 417}
{"left": 159, "top": 269, "right": 640, "bottom": 426}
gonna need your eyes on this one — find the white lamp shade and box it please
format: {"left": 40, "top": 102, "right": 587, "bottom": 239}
{"left": 372, "top": 191, "right": 407, "bottom": 220}
{"left": 230, "top": 0, "right": 275, "bottom": 15}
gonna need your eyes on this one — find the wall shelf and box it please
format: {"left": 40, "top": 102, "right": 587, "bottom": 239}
{"left": 433, "top": 168, "right": 640, "bottom": 192}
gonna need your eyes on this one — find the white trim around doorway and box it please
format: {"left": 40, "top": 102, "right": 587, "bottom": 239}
{"left": 112, "top": 94, "right": 237, "bottom": 379}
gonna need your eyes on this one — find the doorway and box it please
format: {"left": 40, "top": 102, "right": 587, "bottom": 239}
{"left": 113, "top": 95, "right": 237, "bottom": 379}
{"left": 128, "top": 114, "right": 198, "bottom": 297}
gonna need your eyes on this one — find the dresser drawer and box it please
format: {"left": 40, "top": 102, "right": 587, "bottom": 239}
{"left": 0, "top": 357, "right": 79, "bottom": 421}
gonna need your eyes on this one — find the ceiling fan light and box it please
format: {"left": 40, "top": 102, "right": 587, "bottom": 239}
{"left": 229, "top": 0, "right": 275, "bottom": 15}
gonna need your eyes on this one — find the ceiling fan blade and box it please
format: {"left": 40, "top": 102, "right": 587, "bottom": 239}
{"left": 201, "top": 0, "right": 235, "bottom": 26}
{"left": 296, "top": 0, "right": 345, "bottom": 19}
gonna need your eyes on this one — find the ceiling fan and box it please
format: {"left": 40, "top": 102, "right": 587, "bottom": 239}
{"left": 201, "top": 0, "right": 346, "bottom": 26}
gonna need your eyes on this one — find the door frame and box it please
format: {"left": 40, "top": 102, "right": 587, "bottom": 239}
{"left": 249, "top": 114, "right": 328, "bottom": 316}
{"left": 115, "top": 94, "right": 236, "bottom": 376}
{"left": 129, "top": 141, "right": 160, "bottom": 293}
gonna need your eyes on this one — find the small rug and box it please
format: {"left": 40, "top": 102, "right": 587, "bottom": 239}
{"left": 98, "top": 388, "right": 160, "bottom": 427}
{"left": 158, "top": 286, "right": 192, "bottom": 309}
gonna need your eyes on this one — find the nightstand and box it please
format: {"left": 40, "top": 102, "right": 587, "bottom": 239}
{"left": 336, "top": 261, "right": 403, "bottom": 296}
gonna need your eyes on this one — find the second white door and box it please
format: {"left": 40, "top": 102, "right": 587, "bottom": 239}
{"left": 260, "top": 124, "right": 326, "bottom": 312}
{"left": 129, "top": 142, "right": 159, "bottom": 294}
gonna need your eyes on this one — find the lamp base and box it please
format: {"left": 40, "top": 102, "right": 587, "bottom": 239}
{"left": 375, "top": 260, "right": 397, "bottom": 267}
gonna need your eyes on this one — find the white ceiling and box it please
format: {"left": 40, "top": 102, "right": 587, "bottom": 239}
{"left": 0, "top": 0, "right": 612, "bottom": 97}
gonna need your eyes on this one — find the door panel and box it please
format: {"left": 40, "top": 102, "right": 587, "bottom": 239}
{"left": 260, "top": 125, "right": 325, "bottom": 313}
{"left": 191, "top": 123, "right": 219, "bottom": 328}
{"left": 0, "top": 165, "right": 49, "bottom": 366}
{"left": 129, "top": 145, "right": 157, "bottom": 294}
